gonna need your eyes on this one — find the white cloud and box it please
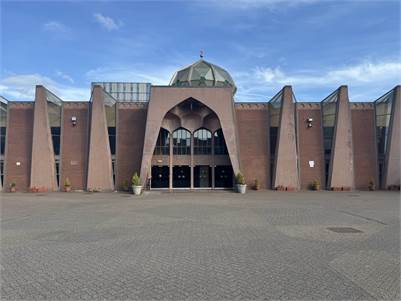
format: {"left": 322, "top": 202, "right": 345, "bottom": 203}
{"left": 42, "top": 21, "right": 70, "bottom": 33}
{"left": 86, "top": 65, "right": 176, "bottom": 85}
{"left": 55, "top": 70, "right": 74, "bottom": 84}
{"left": 2, "top": 60, "right": 398, "bottom": 103}
{"left": 233, "top": 59, "right": 401, "bottom": 101}
{"left": 93, "top": 13, "right": 122, "bottom": 31}
{"left": 254, "top": 60, "right": 401, "bottom": 86}
{"left": 0, "top": 73, "right": 88, "bottom": 101}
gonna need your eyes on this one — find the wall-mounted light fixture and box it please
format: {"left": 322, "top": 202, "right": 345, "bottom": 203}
{"left": 71, "top": 116, "right": 77, "bottom": 127}
{"left": 306, "top": 117, "right": 313, "bottom": 128}
{"left": 16, "top": 161, "right": 21, "bottom": 166}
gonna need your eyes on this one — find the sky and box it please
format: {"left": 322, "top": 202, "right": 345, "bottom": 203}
{"left": 1, "top": 0, "right": 400, "bottom": 102}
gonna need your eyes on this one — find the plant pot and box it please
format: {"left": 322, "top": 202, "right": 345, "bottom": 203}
{"left": 10, "top": 187, "right": 16, "bottom": 193}
{"left": 132, "top": 185, "right": 142, "bottom": 195}
{"left": 237, "top": 184, "right": 247, "bottom": 194}
{"left": 64, "top": 186, "right": 71, "bottom": 192}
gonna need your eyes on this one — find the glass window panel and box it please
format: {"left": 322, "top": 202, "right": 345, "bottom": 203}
{"left": 1, "top": 127, "right": 6, "bottom": 155}
{"left": 173, "top": 128, "right": 191, "bottom": 155}
{"left": 214, "top": 129, "right": 228, "bottom": 155}
{"left": 0, "top": 101, "right": 7, "bottom": 127}
{"left": 375, "top": 89, "right": 394, "bottom": 156}
{"left": 269, "top": 127, "right": 278, "bottom": 156}
{"left": 194, "top": 128, "right": 212, "bottom": 155}
{"left": 108, "top": 127, "right": 116, "bottom": 155}
{"left": 191, "top": 80, "right": 201, "bottom": 86}
{"left": 154, "top": 128, "right": 170, "bottom": 155}
{"left": 177, "top": 69, "right": 190, "bottom": 82}
{"left": 105, "top": 104, "right": 116, "bottom": 127}
{"left": 138, "top": 83, "right": 146, "bottom": 94}
{"left": 321, "top": 90, "right": 339, "bottom": 163}
{"left": 51, "top": 127, "right": 61, "bottom": 155}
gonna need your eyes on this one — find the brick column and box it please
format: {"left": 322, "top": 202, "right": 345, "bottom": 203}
{"left": 329, "top": 86, "right": 355, "bottom": 190}
{"left": 169, "top": 134, "right": 173, "bottom": 191}
{"left": 30, "top": 86, "right": 58, "bottom": 191}
{"left": 272, "top": 86, "right": 300, "bottom": 190}
{"left": 86, "top": 86, "right": 114, "bottom": 191}
{"left": 190, "top": 134, "right": 194, "bottom": 190}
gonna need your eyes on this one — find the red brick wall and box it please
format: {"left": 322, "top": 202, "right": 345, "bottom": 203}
{"left": 116, "top": 104, "right": 147, "bottom": 190}
{"left": 297, "top": 105, "right": 325, "bottom": 190}
{"left": 351, "top": 106, "right": 377, "bottom": 189}
{"left": 236, "top": 105, "right": 270, "bottom": 189}
{"left": 4, "top": 103, "right": 34, "bottom": 191}
{"left": 60, "top": 103, "right": 89, "bottom": 190}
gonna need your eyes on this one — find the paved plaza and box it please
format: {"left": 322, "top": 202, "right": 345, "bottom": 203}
{"left": 1, "top": 191, "right": 400, "bottom": 300}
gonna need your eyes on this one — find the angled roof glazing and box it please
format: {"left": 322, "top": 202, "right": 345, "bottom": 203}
{"left": 44, "top": 88, "right": 63, "bottom": 127}
{"left": 269, "top": 90, "right": 283, "bottom": 127}
{"left": 321, "top": 89, "right": 339, "bottom": 127}
{"left": 0, "top": 96, "right": 8, "bottom": 127}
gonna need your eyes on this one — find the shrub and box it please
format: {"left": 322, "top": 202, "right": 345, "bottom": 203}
{"left": 368, "top": 177, "right": 375, "bottom": 191}
{"left": 122, "top": 179, "right": 129, "bottom": 191}
{"left": 10, "top": 181, "right": 16, "bottom": 188}
{"left": 64, "top": 177, "right": 71, "bottom": 187}
{"left": 131, "top": 173, "right": 141, "bottom": 186}
{"left": 311, "top": 179, "right": 320, "bottom": 190}
{"left": 254, "top": 179, "right": 260, "bottom": 190}
{"left": 235, "top": 173, "right": 245, "bottom": 185}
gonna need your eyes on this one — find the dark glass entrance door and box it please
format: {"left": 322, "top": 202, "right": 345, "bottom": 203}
{"left": 173, "top": 166, "right": 190, "bottom": 188}
{"left": 151, "top": 166, "right": 169, "bottom": 188}
{"left": 194, "top": 165, "right": 211, "bottom": 188}
{"left": 215, "top": 165, "right": 233, "bottom": 188}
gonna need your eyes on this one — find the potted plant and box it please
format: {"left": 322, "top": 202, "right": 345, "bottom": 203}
{"left": 9, "top": 181, "right": 16, "bottom": 193}
{"left": 122, "top": 179, "right": 129, "bottom": 192}
{"left": 64, "top": 177, "right": 71, "bottom": 192}
{"left": 254, "top": 179, "right": 260, "bottom": 191}
{"left": 235, "top": 172, "right": 247, "bottom": 194}
{"left": 368, "top": 178, "right": 375, "bottom": 191}
{"left": 311, "top": 179, "right": 320, "bottom": 191}
{"left": 131, "top": 172, "right": 142, "bottom": 195}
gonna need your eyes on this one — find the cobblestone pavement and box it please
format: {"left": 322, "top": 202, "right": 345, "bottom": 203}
{"left": 1, "top": 191, "right": 400, "bottom": 300}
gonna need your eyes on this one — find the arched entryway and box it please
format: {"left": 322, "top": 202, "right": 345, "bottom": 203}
{"left": 149, "top": 99, "right": 233, "bottom": 190}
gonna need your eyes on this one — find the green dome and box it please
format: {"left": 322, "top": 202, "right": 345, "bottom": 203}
{"left": 169, "top": 59, "right": 237, "bottom": 94}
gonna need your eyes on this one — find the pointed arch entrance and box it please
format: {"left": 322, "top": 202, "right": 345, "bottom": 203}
{"left": 145, "top": 91, "right": 237, "bottom": 190}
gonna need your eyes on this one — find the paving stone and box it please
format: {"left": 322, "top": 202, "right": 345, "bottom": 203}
{"left": 1, "top": 191, "right": 399, "bottom": 300}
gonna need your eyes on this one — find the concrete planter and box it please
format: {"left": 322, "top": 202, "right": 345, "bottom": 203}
{"left": 132, "top": 185, "right": 142, "bottom": 195}
{"left": 237, "top": 184, "right": 247, "bottom": 194}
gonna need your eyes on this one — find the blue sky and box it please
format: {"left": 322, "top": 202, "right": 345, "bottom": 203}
{"left": 1, "top": 0, "right": 400, "bottom": 102}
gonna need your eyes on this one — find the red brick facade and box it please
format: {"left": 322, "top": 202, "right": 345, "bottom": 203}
{"left": 4, "top": 103, "right": 34, "bottom": 191}
{"left": 2, "top": 84, "right": 399, "bottom": 192}
{"left": 297, "top": 104, "right": 325, "bottom": 189}
{"left": 116, "top": 103, "right": 147, "bottom": 190}
{"left": 351, "top": 104, "right": 378, "bottom": 189}
{"left": 236, "top": 104, "right": 270, "bottom": 189}
{"left": 60, "top": 103, "right": 89, "bottom": 191}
